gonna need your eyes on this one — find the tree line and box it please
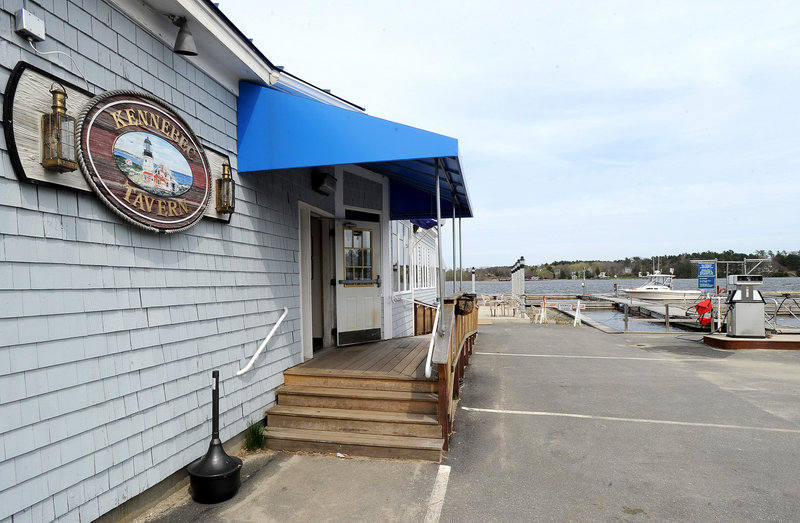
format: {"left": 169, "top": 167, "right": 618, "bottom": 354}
{"left": 448, "top": 249, "right": 800, "bottom": 281}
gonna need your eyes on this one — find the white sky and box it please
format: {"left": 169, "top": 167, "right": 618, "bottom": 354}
{"left": 219, "top": 1, "right": 800, "bottom": 267}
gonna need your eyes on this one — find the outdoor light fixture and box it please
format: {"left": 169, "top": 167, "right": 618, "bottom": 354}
{"left": 171, "top": 16, "right": 197, "bottom": 56}
{"left": 216, "top": 160, "right": 235, "bottom": 213}
{"left": 41, "top": 84, "right": 77, "bottom": 172}
{"left": 312, "top": 169, "right": 336, "bottom": 195}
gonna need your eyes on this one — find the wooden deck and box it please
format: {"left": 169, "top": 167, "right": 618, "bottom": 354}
{"left": 287, "top": 335, "right": 434, "bottom": 381}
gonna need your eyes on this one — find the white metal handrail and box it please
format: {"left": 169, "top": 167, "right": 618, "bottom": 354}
{"left": 236, "top": 307, "right": 289, "bottom": 376}
{"left": 424, "top": 305, "right": 441, "bottom": 378}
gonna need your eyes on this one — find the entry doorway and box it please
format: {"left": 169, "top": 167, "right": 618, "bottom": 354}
{"left": 335, "top": 218, "right": 382, "bottom": 345}
{"left": 300, "top": 205, "right": 336, "bottom": 360}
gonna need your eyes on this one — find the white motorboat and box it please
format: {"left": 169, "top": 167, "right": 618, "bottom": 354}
{"left": 623, "top": 272, "right": 703, "bottom": 301}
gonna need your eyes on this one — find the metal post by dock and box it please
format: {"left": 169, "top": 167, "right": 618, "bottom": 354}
{"left": 665, "top": 304, "right": 670, "bottom": 332}
{"left": 624, "top": 304, "right": 629, "bottom": 332}
{"left": 471, "top": 267, "right": 476, "bottom": 294}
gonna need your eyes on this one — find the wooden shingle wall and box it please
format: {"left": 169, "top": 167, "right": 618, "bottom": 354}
{"left": 0, "top": 1, "right": 335, "bottom": 521}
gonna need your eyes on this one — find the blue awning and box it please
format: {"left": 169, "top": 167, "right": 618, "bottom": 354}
{"left": 410, "top": 219, "right": 438, "bottom": 230}
{"left": 237, "top": 81, "right": 472, "bottom": 219}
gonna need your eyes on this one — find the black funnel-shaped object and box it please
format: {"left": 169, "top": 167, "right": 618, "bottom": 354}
{"left": 187, "top": 370, "right": 243, "bottom": 503}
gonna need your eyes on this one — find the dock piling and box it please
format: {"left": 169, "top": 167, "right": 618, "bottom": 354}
{"left": 624, "top": 304, "right": 629, "bottom": 332}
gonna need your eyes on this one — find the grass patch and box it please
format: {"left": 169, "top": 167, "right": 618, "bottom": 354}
{"left": 244, "top": 418, "right": 266, "bottom": 451}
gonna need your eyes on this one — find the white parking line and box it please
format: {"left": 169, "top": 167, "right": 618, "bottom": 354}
{"left": 461, "top": 407, "right": 800, "bottom": 434}
{"left": 423, "top": 464, "right": 451, "bottom": 523}
{"left": 475, "top": 352, "right": 718, "bottom": 362}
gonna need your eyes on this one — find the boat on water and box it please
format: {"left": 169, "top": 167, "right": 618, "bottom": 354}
{"left": 623, "top": 271, "right": 703, "bottom": 301}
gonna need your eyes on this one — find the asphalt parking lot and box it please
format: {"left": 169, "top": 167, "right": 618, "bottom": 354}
{"left": 137, "top": 323, "right": 800, "bottom": 522}
{"left": 442, "top": 324, "right": 800, "bottom": 521}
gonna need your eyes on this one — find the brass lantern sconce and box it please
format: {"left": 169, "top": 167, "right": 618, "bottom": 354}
{"left": 216, "top": 160, "right": 235, "bottom": 214}
{"left": 41, "top": 84, "right": 77, "bottom": 172}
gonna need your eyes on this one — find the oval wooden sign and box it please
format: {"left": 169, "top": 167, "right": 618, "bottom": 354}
{"left": 77, "top": 91, "right": 210, "bottom": 233}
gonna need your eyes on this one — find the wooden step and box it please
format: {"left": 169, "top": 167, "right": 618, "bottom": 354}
{"left": 276, "top": 385, "right": 438, "bottom": 414}
{"left": 283, "top": 371, "right": 436, "bottom": 393}
{"left": 267, "top": 405, "right": 442, "bottom": 438}
{"left": 265, "top": 427, "right": 443, "bottom": 462}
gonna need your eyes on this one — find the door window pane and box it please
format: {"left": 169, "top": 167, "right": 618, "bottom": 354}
{"left": 343, "top": 226, "right": 374, "bottom": 286}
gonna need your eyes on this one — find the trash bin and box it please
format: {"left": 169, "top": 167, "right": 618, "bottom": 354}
{"left": 455, "top": 293, "right": 476, "bottom": 315}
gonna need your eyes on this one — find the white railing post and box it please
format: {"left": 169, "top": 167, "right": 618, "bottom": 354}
{"left": 424, "top": 305, "right": 441, "bottom": 378}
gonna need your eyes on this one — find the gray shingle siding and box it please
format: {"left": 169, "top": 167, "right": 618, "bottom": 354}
{"left": 0, "top": 2, "right": 329, "bottom": 520}
{"left": 343, "top": 171, "right": 382, "bottom": 210}
{"left": 392, "top": 295, "right": 414, "bottom": 337}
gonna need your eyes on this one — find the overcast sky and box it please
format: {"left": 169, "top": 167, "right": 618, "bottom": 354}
{"left": 220, "top": 1, "right": 800, "bottom": 267}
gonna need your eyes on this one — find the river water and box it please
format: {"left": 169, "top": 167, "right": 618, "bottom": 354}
{"left": 448, "top": 277, "right": 800, "bottom": 296}
{"left": 446, "top": 277, "right": 800, "bottom": 332}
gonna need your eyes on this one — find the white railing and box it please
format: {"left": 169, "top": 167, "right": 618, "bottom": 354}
{"left": 424, "top": 305, "right": 441, "bottom": 378}
{"left": 236, "top": 307, "right": 289, "bottom": 376}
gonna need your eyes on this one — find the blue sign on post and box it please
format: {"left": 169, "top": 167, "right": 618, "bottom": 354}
{"left": 698, "top": 262, "right": 716, "bottom": 290}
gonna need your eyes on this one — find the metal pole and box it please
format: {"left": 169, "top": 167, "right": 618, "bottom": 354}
{"left": 211, "top": 370, "right": 219, "bottom": 439}
{"left": 410, "top": 233, "right": 415, "bottom": 306}
{"left": 436, "top": 160, "right": 444, "bottom": 336}
{"left": 624, "top": 304, "right": 629, "bottom": 332}
{"left": 665, "top": 304, "right": 670, "bottom": 332}
{"left": 452, "top": 203, "right": 456, "bottom": 296}
{"left": 458, "top": 218, "right": 463, "bottom": 292}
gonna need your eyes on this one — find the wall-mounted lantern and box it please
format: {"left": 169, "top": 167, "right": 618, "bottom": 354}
{"left": 216, "top": 160, "right": 235, "bottom": 213}
{"left": 41, "top": 84, "right": 77, "bottom": 172}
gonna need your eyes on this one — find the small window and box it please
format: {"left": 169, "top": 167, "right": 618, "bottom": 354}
{"left": 344, "top": 227, "right": 373, "bottom": 286}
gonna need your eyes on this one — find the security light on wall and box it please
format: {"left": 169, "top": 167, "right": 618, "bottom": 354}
{"left": 312, "top": 170, "right": 337, "bottom": 195}
{"left": 171, "top": 16, "right": 198, "bottom": 56}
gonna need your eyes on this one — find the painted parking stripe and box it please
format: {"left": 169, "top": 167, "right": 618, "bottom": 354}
{"left": 475, "top": 352, "right": 719, "bottom": 362}
{"left": 461, "top": 407, "right": 800, "bottom": 434}
{"left": 423, "top": 464, "right": 451, "bottom": 523}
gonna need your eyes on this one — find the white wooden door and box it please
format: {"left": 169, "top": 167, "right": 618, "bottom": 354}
{"left": 335, "top": 220, "right": 382, "bottom": 345}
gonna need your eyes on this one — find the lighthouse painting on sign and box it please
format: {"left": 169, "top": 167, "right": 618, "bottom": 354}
{"left": 113, "top": 132, "right": 193, "bottom": 197}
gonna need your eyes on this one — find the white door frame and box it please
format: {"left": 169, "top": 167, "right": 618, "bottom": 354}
{"left": 298, "top": 201, "right": 334, "bottom": 360}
